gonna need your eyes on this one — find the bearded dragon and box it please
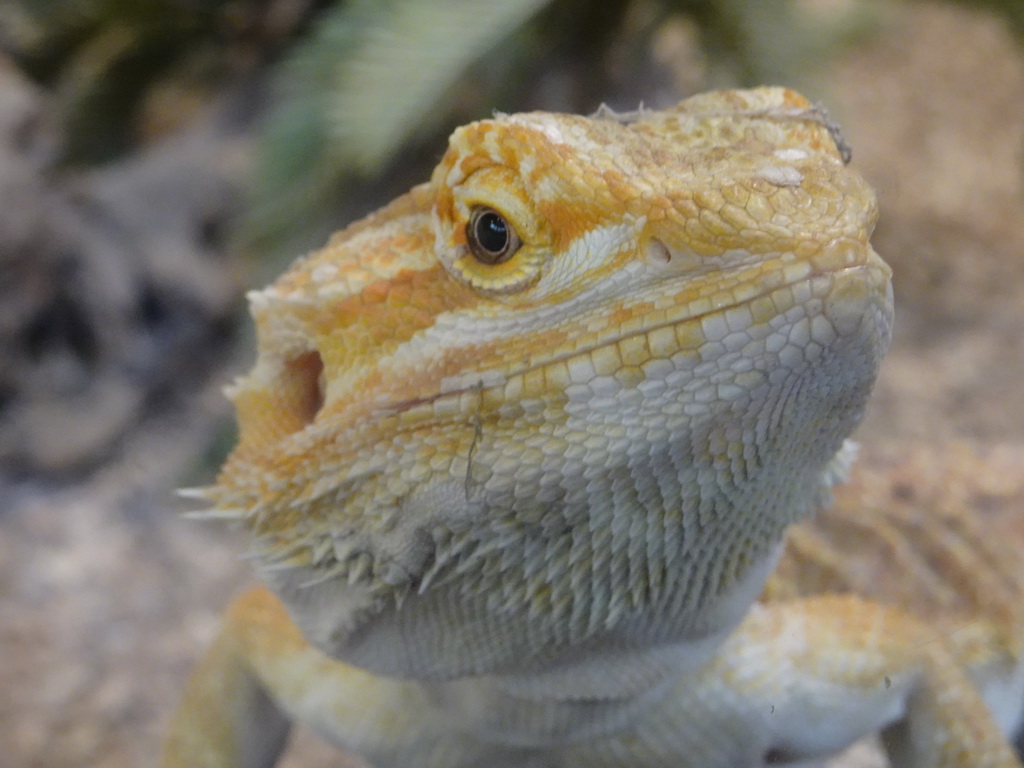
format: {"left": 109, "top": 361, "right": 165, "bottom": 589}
{"left": 162, "top": 87, "right": 1023, "bottom": 767}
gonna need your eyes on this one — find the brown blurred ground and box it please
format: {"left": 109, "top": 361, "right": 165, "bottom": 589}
{"left": 0, "top": 4, "right": 1022, "bottom": 767}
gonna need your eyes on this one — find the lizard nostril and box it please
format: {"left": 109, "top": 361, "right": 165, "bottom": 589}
{"left": 644, "top": 238, "right": 702, "bottom": 272}
{"left": 283, "top": 350, "right": 325, "bottom": 427}
{"left": 646, "top": 239, "right": 672, "bottom": 265}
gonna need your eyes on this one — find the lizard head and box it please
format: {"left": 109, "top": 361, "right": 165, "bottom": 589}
{"left": 201, "top": 87, "right": 893, "bottom": 681}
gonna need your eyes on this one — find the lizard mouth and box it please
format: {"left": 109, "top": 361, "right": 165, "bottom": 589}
{"left": 240, "top": 238, "right": 892, "bottom": 461}
{"left": 634, "top": 236, "right": 892, "bottom": 351}
{"left": 410, "top": 241, "right": 892, "bottom": 414}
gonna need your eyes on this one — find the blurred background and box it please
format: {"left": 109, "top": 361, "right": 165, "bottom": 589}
{"left": 0, "top": 1, "right": 1022, "bottom": 766}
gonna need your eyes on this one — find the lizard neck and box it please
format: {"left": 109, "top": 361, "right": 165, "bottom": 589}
{"left": 423, "top": 542, "right": 783, "bottom": 748}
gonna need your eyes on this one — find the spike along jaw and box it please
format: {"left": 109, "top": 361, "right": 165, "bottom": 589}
{"left": 207, "top": 88, "right": 893, "bottom": 683}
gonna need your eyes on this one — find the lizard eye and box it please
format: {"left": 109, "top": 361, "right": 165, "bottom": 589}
{"left": 467, "top": 207, "right": 521, "bottom": 265}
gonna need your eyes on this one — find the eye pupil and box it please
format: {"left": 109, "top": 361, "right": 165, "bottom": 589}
{"left": 477, "top": 211, "right": 508, "bottom": 253}
{"left": 466, "top": 207, "right": 521, "bottom": 265}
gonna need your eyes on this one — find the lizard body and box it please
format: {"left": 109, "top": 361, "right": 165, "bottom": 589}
{"left": 164, "top": 88, "right": 1021, "bottom": 766}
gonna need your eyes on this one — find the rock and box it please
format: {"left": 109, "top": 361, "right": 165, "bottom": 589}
{"left": 0, "top": 56, "right": 249, "bottom": 476}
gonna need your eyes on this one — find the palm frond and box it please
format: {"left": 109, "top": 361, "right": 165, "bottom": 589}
{"left": 250, "top": 0, "right": 553, "bottom": 258}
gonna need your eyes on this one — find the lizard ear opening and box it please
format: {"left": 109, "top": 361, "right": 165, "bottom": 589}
{"left": 282, "top": 350, "right": 325, "bottom": 428}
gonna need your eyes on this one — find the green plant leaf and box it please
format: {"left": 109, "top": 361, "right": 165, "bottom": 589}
{"left": 323, "top": 0, "right": 553, "bottom": 173}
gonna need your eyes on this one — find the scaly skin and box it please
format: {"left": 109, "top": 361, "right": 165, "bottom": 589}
{"left": 163, "top": 88, "right": 1018, "bottom": 766}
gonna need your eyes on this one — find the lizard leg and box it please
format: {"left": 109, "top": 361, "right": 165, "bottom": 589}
{"left": 562, "top": 594, "right": 1021, "bottom": 768}
{"left": 163, "top": 587, "right": 292, "bottom": 768}
{"left": 162, "top": 586, "right": 539, "bottom": 768}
